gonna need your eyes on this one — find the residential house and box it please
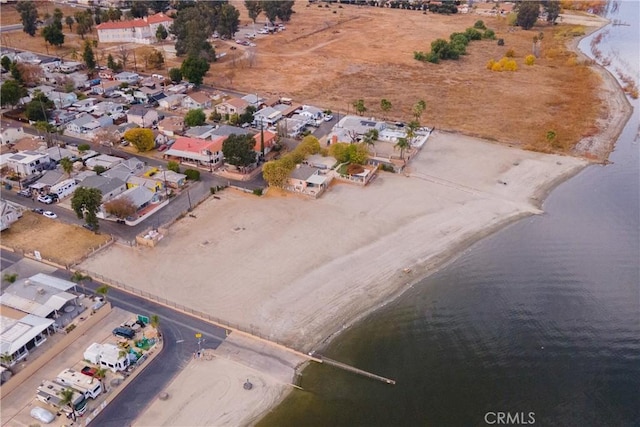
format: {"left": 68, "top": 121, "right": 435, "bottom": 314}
{"left": 241, "top": 94, "right": 263, "bottom": 109}
{"left": 154, "top": 131, "right": 169, "bottom": 147}
{"left": 65, "top": 114, "right": 112, "bottom": 136}
{"left": 92, "top": 80, "right": 121, "bottom": 96}
{"left": 71, "top": 98, "right": 98, "bottom": 112}
{"left": 43, "top": 147, "right": 77, "bottom": 164}
{"left": 163, "top": 136, "right": 225, "bottom": 169}
{"left": 91, "top": 101, "right": 124, "bottom": 117}
{"left": 111, "top": 186, "right": 156, "bottom": 212}
{"left": 78, "top": 175, "right": 127, "bottom": 201}
{"left": 85, "top": 154, "right": 124, "bottom": 171}
{"left": 0, "top": 200, "right": 22, "bottom": 231}
{"left": 101, "top": 158, "right": 145, "bottom": 182}
{"left": 157, "top": 116, "right": 184, "bottom": 137}
{"left": 96, "top": 13, "right": 173, "bottom": 44}
{"left": 210, "top": 125, "right": 251, "bottom": 138}
{"left": 0, "top": 312, "right": 54, "bottom": 366}
{"left": 114, "top": 71, "right": 140, "bottom": 84}
{"left": 158, "top": 170, "right": 187, "bottom": 188}
{"left": 133, "top": 86, "right": 165, "bottom": 104}
{"left": 6, "top": 151, "right": 50, "bottom": 176}
{"left": 215, "top": 98, "right": 249, "bottom": 116}
{"left": 329, "top": 115, "right": 387, "bottom": 143}
{"left": 181, "top": 92, "right": 212, "bottom": 110}
{"left": 304, "top": 154, "right": 337, "bottom": 170}
{"left": 298, "top": 105, "right": 324, "bottom": 121}
{"left": 278, "top": 114, "right": 309, "bottom": 138}
{"left": 253, "top": 106, "right": 283, "bottom": 127}
{"left": 286, "top": 164, "right": 330, "bottom": 198}
{"left": 29, "top": 170, "right": 65, "bottom": 194}
{"left": 185, "top": 125, "right": 216, "bottom": 140}
{"left": 252, "top": 130, "right": 278, "bottom": 157}
{"left": 46, "top": 91, "right": 78, "bottom": 109}
{"left": 0, "top": 126, "right": 25, "bottom": 145}
{"left": 50, "top": 110, "right": 78, "bottom": 126}
{"left": 126, "top": 175, "right": 163, "bottom": 193}
{"left": 127, "top": 106, "right": 159, "bottom": 128}
{"left": 10, "top": 137, "right": 46, "bottom": 152}
{"left": 158, "top": 94, "right": 185, "bottom": 110}
{"left": 59, "top": 61, "right": 83, "bottom": 73}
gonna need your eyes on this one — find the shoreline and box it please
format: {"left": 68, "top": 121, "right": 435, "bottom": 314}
{"left": 83, "top": 13, "right": 636, "bottom": 427}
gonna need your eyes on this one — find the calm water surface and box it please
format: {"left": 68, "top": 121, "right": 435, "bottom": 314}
{"left": 259, "top": 4, "right": 640, "bottom": 426}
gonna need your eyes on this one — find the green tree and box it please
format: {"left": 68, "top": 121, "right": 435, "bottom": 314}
{"left": 96, "top": 284, "right": 110, "bottom": 301}
{"left": 52, "top": 8, "right": 63, "bottom": 29}
{"left": 1, "top": 56, "right": 12, "bottom": 72}
{"left": 150, "top": 0, "right": 170, "bottom": 13}
{"left": 94, "top": 367, "right": 107, "bottom": 392}
{"left": 184, "top": 169, "right": 200, "bottom": 180}
{"left": 34, "top": 121, "right": 57, "bottom": 148}
{"left": 352, "top": 99, "right": 367, "bottom": 116}
{"left": 516, "top": 1, "right": 540, "bottom": 30}
{"left": 156, "top": 24, "right": 168, "bottom": 41}
{"left": 238, "top": 105, "right": 256, "bottom": 125}
{"left": 544, "top": 0, "right": 561, "bottom": 24}
{"left": 380, "top": 98, "right": 392, "bottom": 119}
{"left": 124, "top": 128, "right": 155, "bottom": 152}
{"left": 412, "top": 100, "right": 426, "bottom": 123}
{"left": 0, "top": 80, "right": 25, "bottom": 108}
{"left": 2, "top": 273, "right": 18, "bottom": 284}
{"left": 78, "top": 143, "right": 90, "bottom": 153}
{"left": 65, "top": 15, "right": 74, "bottom": 31}
{"left": 406, "top": 120, "right": 420, "bottom": 144}
{"left": 93, "top": 165, "right": 107, "bottom": 175}
{"left": 16, "top": 1, "right": 38, "bottom": 37}
{"left": 42, "top": 24, "right": 65, "bottom": 48}
{"left": 82, "top": 40, "right": 96, "bottom": 71}
{"left": 184, "top": 109, "right": 206, "bottom": 127}
{"left": 130, "top": 1, "right": 149, "bottom": 18}
{"left": 262, "top": 1, "right": 294, "bottom": 24}
{"left": 58, "top": 387, "right": 78, "bottom": 419}
{"left": 167, "top": 160, "right": 180, "bottom": 173}
{"left": 180, "top": 56, "right": 210, "bottom": 86}
{"left": 60, "top": 157, "right": 74, "bottom": 177}
{"left": 168, "top": 67, "right": 182, "bottom": 83}
{"left": 150, "top": 314, "right": 160, "bottom": 329}
{"left": 71, "top": 187, "right": 102, "bottom": 230}
{"left": 70, "top": 271, "right": 92, "bottom": 293}
{"left": 170, "top": 4, "right": 216, "bottom": 60}
{"left": 394, "top": 137, "right": 410, "bottom": 160}
{"left": 362, "top": 128, "right": 378, "bottom": 148}
{"left": 25, "top": 91, "right": 54, "bottom": 122}
{"left": 216, "top": 4, "right": 240, "bottom": 39}
{"left": 75, "top": 10, "right": 94, "bottom": 39}
{"left": 106, "top": 54, "right": 122, "bottom": 72}
{"left": 222, "top": 134, "right": 256, "bottom": 168}
{"left": 262, "top": 160, "right": 293, "bottom": 188}
{"left": 245, "top": 0, "right": 262, "bottom": 24}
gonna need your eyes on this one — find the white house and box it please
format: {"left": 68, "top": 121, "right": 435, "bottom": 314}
{"left": 158, "top": 94, "right": 185, "bottom": 110}
{"left": 46, "top": 91, "right": 78, "bottom": 109}
{"left": 6, "top": 151, "right": 50, "bottom": 176}
{"left": 114, "top": 71, "right": 140, "bottom": 84}
{"left": 298, "top": 105, "right": 324, "bottom": 121}
{"left": 91, "top": 101, "right": 124, "bottom": 117}
{"left": 59, "top": 61, "right": 83, "bottom": 73}
{"left": 253, "top": 107, "right": 283, "bottom": 127}
{"left": 85, "top": 154, "right": 124, "bottom": 171}
{"left": 126, "top": 106, "right": 158, "bottom": 128}
{"left": 181, "top": 92, "right": 212, "bottom": 110}
{"left": 49, "top": 178, "right": 77, "bottom": 199}
{"left": 65, "top": 114, "right": 113, "bottom": 135}
{"left": 0, "top": 200, "right": 22, "bottom": 231}
{"left": 0, "top": 126, "right": 25, "bottom": 145}
{"left": 96, "top": 13, "right": 173, "bottom": 44}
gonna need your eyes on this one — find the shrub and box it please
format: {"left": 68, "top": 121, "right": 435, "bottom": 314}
{"left": 252, "top": 188, "right": 263, "bottom": 196}
{"left": 474, "top": 20, "right": 486, "bottom": 30}
{"left": 491, "top": 62, "right": 503, "bottom": 72}
{"left": 483, "top": 29, "right": 496, "bottom": 39}
{"left": 486, "top": 59, "right": 496, "bottom": 70}
{"left": 167, "top": 160, "right": 180, "bottom": 173}
{"left": 505, "top": 48, "right": 515, "bottom": 58}
{"left": 184, "top": 169, "right": 200, "bottom": 181}
{"left": 497, "top": 38, "right": 505, "bottom": 46}
{"left": 525, "top": 54, "right": 535, "bottom": 66}
{"left": 210, "top": 187, "right": 216, "bottom": 194}
{"left": 425, "top": 52, "right": 439, "bottom": 63}
{"left": 464, "top": 27, "right": 482, "bottom": 41}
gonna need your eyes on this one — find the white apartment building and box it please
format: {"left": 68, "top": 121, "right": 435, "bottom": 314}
{"left": 96, "top": 13, "right": 173, "bottom": 45}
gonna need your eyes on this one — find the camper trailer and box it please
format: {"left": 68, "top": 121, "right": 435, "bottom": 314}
{"left": 36, "top": 380, "right": 87, "bottom": 416}
{"left": 83, "top": 343, "right": 130, "bottom": 372}
{"left": 55, "top": 369, "right": 103, "bottom": 399}
{"left": 49, "top": 179, "right": 77, "bottom": 199}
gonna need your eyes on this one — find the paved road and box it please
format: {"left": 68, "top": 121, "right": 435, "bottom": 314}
{"left": 0, "top": 24, "right": 22, "bottom": 33}
{"left": 46, "top": 268, "right": 228, "bottom": 427}
{"left": 0, "top": 249, "right": 21, "bottom": 273}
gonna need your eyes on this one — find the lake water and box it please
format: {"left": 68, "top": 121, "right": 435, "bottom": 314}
{"left": 259, "top": 3, "right": 639, "bottom": 426}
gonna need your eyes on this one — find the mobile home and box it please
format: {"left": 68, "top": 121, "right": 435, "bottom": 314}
{"left": 49, "top": 178, "right": 77, "bottom": 199}
{"left": 55, "top": 369, "right": 103, "bottom": 399}
{"left": 36, "top": 380, "right": 87, "bottom": 415}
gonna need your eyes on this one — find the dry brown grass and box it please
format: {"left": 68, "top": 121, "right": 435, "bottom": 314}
{"left": 1, "top": 211, "right": 110, "bottom": 266}
{"left": 1, "top": 2, "right": 84, "bottom": 26}
{"left": 211, "top": 2, "right": 602, "bottom": 154}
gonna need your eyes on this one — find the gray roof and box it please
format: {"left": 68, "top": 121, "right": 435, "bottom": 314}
{"left": 79, "top": 175, "right": 125, "bottom": 195}
{"left": 185, "top": 125, "right": 215, "bottom": 137}
{"left": 290, "top": 165, "right": 319, "bottom": 181}
{"left": 34, "top": 170, "right": 64, "bottom": 186}
{"left": 127, "top": 106, "right": 153, "bottom": 117}
{"left": 68, "top": 114, "right": 94, "bottom": 127}
{"left": 210, "top": 125, "right": 251, "bottom": 137}
{"left": 115, "top": 186, "right": 154, "bottom": 208}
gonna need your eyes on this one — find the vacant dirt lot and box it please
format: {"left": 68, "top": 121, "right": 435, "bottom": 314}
{"left": 215, "top": 2, "right": 603, "bottom": 155}
{"left": 1, "top": 211, "right": 111, "bottom": 266}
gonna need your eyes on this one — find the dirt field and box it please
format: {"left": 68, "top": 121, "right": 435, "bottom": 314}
{"left": 214, "top": 2, "right": 604, "bottom": 156}
{"left": 1, "top": 211, "right": 111, "bottom": 266}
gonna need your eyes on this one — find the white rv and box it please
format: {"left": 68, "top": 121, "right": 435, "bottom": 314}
{"left": 49, "top": 178, "right": 77, "bottom": 199}
{"left": 36, "top": 380, "right": 88, "bottom": 416}
{"left": 55, "top": 368, "right": 103, "bottom": 399}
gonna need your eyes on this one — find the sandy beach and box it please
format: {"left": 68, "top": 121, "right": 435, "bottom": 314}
{"left": 77, "top": 12, "right": 635, "bottom": 427}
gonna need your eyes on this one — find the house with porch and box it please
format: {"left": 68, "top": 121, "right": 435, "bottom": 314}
{"left": 286, "top": 164, "right": 330, "bottom": 198}
{"left": 47, "top": 91, "right": 78, "bottom": 109}
{"left": 163, "top": 136, "right": 224, "bottom": 170}
{"left": 159, "top": 170, "right": 187, "bottom": 188}
{"left": 126, "top": 175, "right": 164, "bottom": 193}
{"left": 77, "top": 175, "right": 127, "bottom": 202}
{"left": 5, "top": 151, "right": 50, "bottom": 177}
{"left": 85, "top": 154, "right": 124, "bottom": 171}
{"left": 65, "top": 114, "right": 112, "bottom": 135}
{"left": 0, "top": 312, "right": 55, "bottom": 367}
{"left": 253, "top": 106, "right": 283, "bottom": 128}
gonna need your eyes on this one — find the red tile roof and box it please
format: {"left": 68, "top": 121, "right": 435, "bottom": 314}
{"left": 252, "top": 130, "right": 277, "bottom": 152}
{"left": 172, "top": 136, "right": 224, "bottom": 154}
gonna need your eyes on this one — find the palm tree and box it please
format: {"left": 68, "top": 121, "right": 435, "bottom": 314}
{"left": 405, "top": 120, "right": 420, "bottom": 145}
{"left": 58, "top": 387, "right": 77, "bottom": 420}
{"left": 412, "top": 100, "right": 426, "bottom": 123}
{"left": 362, "top": 129, "right": 378, "bottom": 154}
{"left": 93, "top": 367, "right": 107, "bottom": 392}
{"left": 2, "top": 273, "right": 18, "bottom": 284}
{"left": 60, "top": 157, "right": 74, "bottom": 177}
{"left": 70, "top": 271, "right": 92, "bottom": 294}
{"left": 96, "top": 284, "right": 109, "bottom": 302}
{"left": 380, "top": 98, "right": 392, "bottom": 119}
{"left": 395, "top": 137, "right": 410, "bottom": 160}
{"left": 352, "top": 99, "right": 367, "bottom": 116}
{"left": 0, "top": 352, "right": 14, "bottom": 369}
{"left": 150, "top": 314, "right": 160, "bottom": 329}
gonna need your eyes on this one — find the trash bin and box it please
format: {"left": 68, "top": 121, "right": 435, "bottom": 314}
{"left": 4, "top": 184, "right": 12, "bottom": 190}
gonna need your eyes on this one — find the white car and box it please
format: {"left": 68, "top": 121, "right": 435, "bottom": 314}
{"left": 42, "top": 211, "right": 57, "bottom": 219}
{"left": 324, "top": 114, "right": 334, "bottom": 122}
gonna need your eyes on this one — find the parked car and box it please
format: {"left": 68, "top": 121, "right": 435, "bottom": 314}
{"left": 37, "top": 195, "right": 54, "bottom": 204}
{"left": 157, "top": 144, "right": 168, "bottom": 152}
{"left": 122, "top": 320, "right": 142, "bottom": 332}
{"left": 323, "top": 114, "right": 334, "bottom": 122}
{"left": 18, "top": 189, "right": 32, "bottom": 197}
{"left": 82, "top": 223, "right": 97, "bottom": 232}
{"left": 42, "top": 211, "right": 57, "bottom": 219}
{"left": 112, "top": 327, "right": 136, "bottom": 339}
{"left": 32, "top": 208, "right": 44, "bottom": 214}
{"left": 30, "top": 407, "right": 55, "bottom": 424}
{"left": 81, "top": 366, "right": 97, "bottom": 377}
{"left": 46, "top": 193, "right": 59, "bottom": 202}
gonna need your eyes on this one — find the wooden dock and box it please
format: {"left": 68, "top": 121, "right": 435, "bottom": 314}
{"left": 316, "top": 355, "right": 396, "bottom": 385}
